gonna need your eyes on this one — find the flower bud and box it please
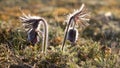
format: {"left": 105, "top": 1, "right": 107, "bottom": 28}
{"left": 27, "top": 29, "right": 39, "bottom": 44}
{"left": 67, "top": 27, "right": 78, "bottom": 43}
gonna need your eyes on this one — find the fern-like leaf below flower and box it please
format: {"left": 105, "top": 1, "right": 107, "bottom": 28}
{"left": 19, "top": 14, "right": 42, "bottom": 30}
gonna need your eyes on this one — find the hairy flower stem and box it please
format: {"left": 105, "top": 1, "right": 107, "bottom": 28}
{"left": 39, "top": 19, "right": 48, "bottom": 54}
{"left": 62, "top": 16, "right": 74, "bottom": 51}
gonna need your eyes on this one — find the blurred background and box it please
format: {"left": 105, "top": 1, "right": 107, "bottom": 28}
{"left": 0, "top": 0, "right": 120, "bottom": 68}
{"left": 0, "top": 0, "right": 120, "bottom": 48}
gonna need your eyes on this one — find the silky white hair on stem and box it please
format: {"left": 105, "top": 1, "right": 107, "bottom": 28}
{"left": 19, "top": 9, "right": 48, "bottom": 54}
{"left": 62, "top": 3, "right": 90, "bottom": 51}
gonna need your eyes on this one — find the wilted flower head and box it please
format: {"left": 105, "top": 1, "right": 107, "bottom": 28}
{"left": 67, "top": 27, "right": 78, "bottom": 43}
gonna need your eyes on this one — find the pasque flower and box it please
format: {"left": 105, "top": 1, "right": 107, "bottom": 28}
{"left": 62, "top": 3, "right": 90, "bottom": 50}
{"left": 20, "top": 13, "right": 48, "bottom": 54}
{"left": 27, "top": 29, "right": 40, "bottom": 44}
{"left": 67, "top": 27, "right": 78, "bottom": 43}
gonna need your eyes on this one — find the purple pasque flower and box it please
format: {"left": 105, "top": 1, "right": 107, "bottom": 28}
{"left": 67, "top": 27, "right": 78, "bottom": 43}
{"left": 27, "top": 29, "right": 40, "bottom": 44}
{"left": 20, "top": 13, "right": 48, "bottom": 54}
{"left": 62, "top": 3, "right": 90, "bottom": 50}
{"left": 20, "top": 14, "right": 42, "bottom": 44}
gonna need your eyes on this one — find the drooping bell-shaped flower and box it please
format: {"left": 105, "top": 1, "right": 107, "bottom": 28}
{"left": 67, "top": 27, "right": 78, "bottom": 43}
{"left": 62, "top": 3, "right": 90, "bottom": 50}
{"left": 20, "top": 14, "right": 42, "bottom": 45}
{"left": 20, "top": 12, "right": 48, "bottom": 54}
{"left": 27, "top": 29, "right": 40, "bottom": 44}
